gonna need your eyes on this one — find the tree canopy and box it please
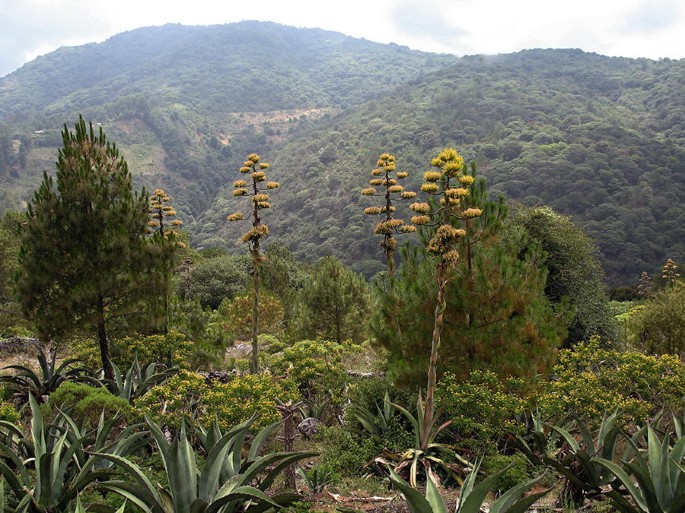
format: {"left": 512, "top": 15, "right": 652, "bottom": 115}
{"left": 15, "top": 116, "right": 177, "bottom": 379}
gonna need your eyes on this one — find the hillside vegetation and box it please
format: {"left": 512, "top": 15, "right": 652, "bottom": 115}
{"left": 1, "top": 22, "right": 684, "bottom": 284}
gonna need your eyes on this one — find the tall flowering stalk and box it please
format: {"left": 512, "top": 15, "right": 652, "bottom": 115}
{"left": 148, "top": 188, "right": 184, "bottom": 333}
{"left": 148, "top": 189, "right": 184, "bottom": 240}
{"left": 227, "top": 153, "right": 279, "bottom": 373}
{"left": 410, "top": 147, "right": 482, "bottom": 450}
{"left": 361, "top": 153, "right": 416, "bottom": 275}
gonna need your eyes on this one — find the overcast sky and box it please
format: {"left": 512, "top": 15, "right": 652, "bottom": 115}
{"left": 1, "top": 0, "right": 683, "bottom": 78}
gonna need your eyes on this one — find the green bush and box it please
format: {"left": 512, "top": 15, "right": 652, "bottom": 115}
{"left": 69, "top": 329, "right": 196, "bottom": 370}
{"left": 536, "top": 337, "right": 685, "bottom": 425}
{"left": 268, "top": 339, "right": 350, "bottom": 403}
{"left": 0, "top": 401, "right": 19, "bottom": 423}
{"left": 137, "top": 370, "right": 300, "bottom": 430}
{"left": 202, "top": 372, "right": 300, "bottom": 429}
{"left": 482, "top": 453, "right": 531, "bottom": 493}
{"left": 47, "top": 381, "right": 132, "bottom": 427}
{"left": 316, "top": 425, "right": 380, "bottom": 480}
{"left": 435, "top": 370, "right": 528, "bottom": 451}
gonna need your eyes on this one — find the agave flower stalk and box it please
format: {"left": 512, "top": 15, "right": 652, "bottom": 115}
{"left": 362, "top": 152, "right": 416, "bottom": 275}
{"left": 411, "top": 148, "right": 482, "bottom": 451}
{"left": 227, "top": 153, "right": 278, "bottom": 373}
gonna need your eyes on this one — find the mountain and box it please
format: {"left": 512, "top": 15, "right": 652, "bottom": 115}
{"left": 0, "top": 21, "right": 456, "bottom": 216}
{"left": 1, "top": 22, "right": 684, "bottom": 285}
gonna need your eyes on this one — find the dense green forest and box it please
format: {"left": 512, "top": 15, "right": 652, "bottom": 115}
{"left": 1, "top": 22, "right": 684, "bottom": 286}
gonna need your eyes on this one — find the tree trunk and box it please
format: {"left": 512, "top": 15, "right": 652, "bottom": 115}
{"left": 97, "top": 296, "right": 114, "bottom": 382}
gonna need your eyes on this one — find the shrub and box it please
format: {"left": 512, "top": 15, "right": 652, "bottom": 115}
{"left": 536, "top": 337, "right": 685, "bottom": 425}
{"left": 268, "top": 339, "right": 350, "bottom": 403}
{"left": 482, "top": 453, "right": 531, "bottom": 493}
{"left": 47, "top": 381, "right": 132, "bottom": 427}
{"left": 137, "top": 370, "right": 300, "bottom": 430}
{"left": 135, "top": 370, "right": 208, "bottom": 427}
{"left": 70, "top": 329, "right": 195, "bottom": 370}
{"left": 203, "top": 373, "right": 300, "bottom": 430}
{"left": 316, "top": 425, "right": 380, "bottom": 480}
{"left": 0, "top": 401, "right": 19, "bottom": 423}
{"left": 436, "top": 370, "right": 528, "bottom": 452}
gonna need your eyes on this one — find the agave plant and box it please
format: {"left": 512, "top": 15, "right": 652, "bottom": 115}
{"left": 99, "top": 416, "right": 316, "bottom": 513}
{"left": 0, "top": 346, "right": 95, "bottom": 404}
{"left": 388, "top": 460, "right": 551, "bottom": 513}
{"left": 516, "top": 410, "right": 628, "bottom": 506}
{"left": 348, "top": 391, "right": 395, "bottom": 444}
{"left": 59, "top": 409, "right": 148, "bottom": 472}
{"left": 105, "top": 357, "right": 177, "bottom": 404}
{"left": 594, "top": 424, "right": 685, "bottom": 513}
{"left": 194, "top": 416, "right": 283, "bottom": 484}
{"left": 0, "top": 395, "right": 119, "bottom": 512}
{"left": 374, "top": 392, "right": 471, "bottom": 487}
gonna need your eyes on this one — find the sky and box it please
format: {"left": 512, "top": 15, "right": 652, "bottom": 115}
{"left": 1, "top": 0, "right": 684, "bottom": 78}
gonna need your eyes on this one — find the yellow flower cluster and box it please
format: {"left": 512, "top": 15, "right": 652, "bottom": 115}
{"left": 388, "top": 185, "right": 404, "bottom": 193}
{"left": 463, "top": 208, "right": 483, "bottom": 218}
{"left": 227, "top": 212, "right": 244, "bottom": 222}
{"left": 374, "top": 219, "right": 404, "bottom": 235}
{"left": 241, "top": 224, "right": 269, "bottom": 242}
{"left": 266, "top": 181, "right": 280, "bottom": 189}
{"left": 401, "top": 191, "right": 417, "bottom": 199}
{"left": 431, "top": 148, "right": 464, "bottom": 176}
{"left": 361, "top": 187, "right": 377, "bottom": 196}
{"left": 232, "top": 188, "right": 248, "bottom": 196}
{"left": 459, "top": 175, "right": 475, "bottom": 186}
{"left": 364, "top": 206, "right": 382, "bottom": 215}
{"left": 410, "top": 202, "right": 431, "bottom": 214}
{"left": 427, "top": 224, "right": 466, "bottom": 255}
{"left": 445, "top": 187, "right": 469, "bottom": 198}
{"left": 411, "top": 215, "right": 431, "bottom": 225}
{"left": 421, "top": 183, "right": 439, "bottom": 194}
{"left": 251, "top": 171, "right": 266, "bottom": 182}
{"left": 423, "top": 171, "right": 442, "bottom": 182}
{"left": 371, "top": 168, "right": 384, "bottom": 176}
{"left": 233, "top": 180, "right": 247, "bottom": 188}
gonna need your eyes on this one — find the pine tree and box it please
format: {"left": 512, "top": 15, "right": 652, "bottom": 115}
{"left": 406, "top": 148, "right": 485, "bottom": 448}
{"left": 372, "top": 149, "right": 566, "bottom": 449}
{"left": 361, "top": 153, "right": 416, "bottom": 274}
{"left": 227, "top": 153, "right": 278, "bottom": 373}
{"left": 15, "top": 116, "right": 172, "bottom": 381}
{"left": 291, "top": 256, "right": 370, "bottom": 344}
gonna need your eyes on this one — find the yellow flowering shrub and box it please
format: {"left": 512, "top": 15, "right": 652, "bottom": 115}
{"left": 136, "top": 370, "right": 299, "bottom": 430}
{"left": 436, "top": 370, "right": 528, "bottom": 451}
{"left": 203, "top": 373, "right": 299, "bottom": 430}
{"left": 69, "top": 330, "right": 193, "bottom": 369}
{"left": 536, "top": 338, "right": 685, "bottom": 425}
{"left": 269, "top": 339, "right": 350, "bottom": 403}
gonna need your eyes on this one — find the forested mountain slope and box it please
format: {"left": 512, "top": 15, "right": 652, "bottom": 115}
{"left": 0, "top": 21, "right": 456, "bottom": 218}
{"left": 210, "top": 49, "right": 685, "bottom": 285}
{"left": 1, "top": 23, "right": 684, "bottom": 285}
